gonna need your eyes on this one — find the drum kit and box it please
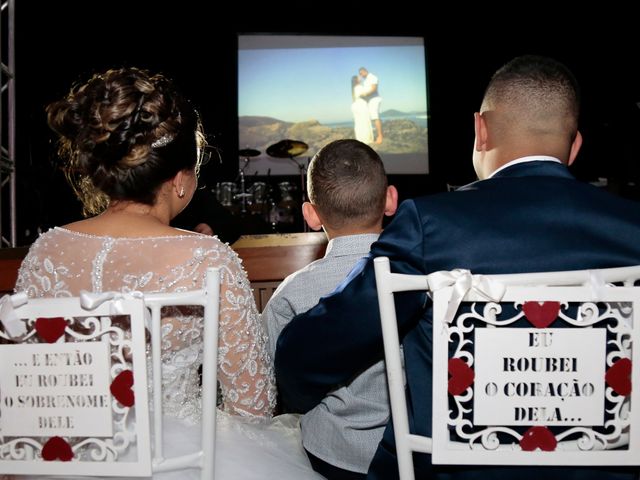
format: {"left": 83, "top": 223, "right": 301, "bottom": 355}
{"left": 214, "top": 139, "right": 309, "bottom": 232}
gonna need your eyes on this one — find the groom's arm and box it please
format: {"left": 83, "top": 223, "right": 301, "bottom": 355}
{"left": 363, "top": 82, "right": 378, "bottom": 97}
{"left": 275, "top": 199, "right": 428, "bottom": 413}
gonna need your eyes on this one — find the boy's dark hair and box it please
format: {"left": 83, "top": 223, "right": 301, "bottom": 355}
{"left": 307, "top": 139, "right": 387, "bottom": 230}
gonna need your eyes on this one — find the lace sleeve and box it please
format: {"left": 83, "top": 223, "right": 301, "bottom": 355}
{"left": 14, "top": 246, "right": 54, "bottom": 297}
{"left": 217, "top": 252, "right": 277, "bottom": 417}
{"left": 14, "top": 255, "right": 32, "bottom": 294}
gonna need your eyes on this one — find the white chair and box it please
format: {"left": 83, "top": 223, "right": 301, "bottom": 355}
{"left": 373, "top": 257, "right": 640, "bottom": 480}
{"left": 0, "top": 267, "right": 220, "bottom": 479}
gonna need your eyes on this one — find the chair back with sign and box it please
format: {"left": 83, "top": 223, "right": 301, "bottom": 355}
{"left": 373, "top": 256, "right": 640, "bottom": 480}
{"left": 0, "top": 267, "right": 220, "bottom": 479}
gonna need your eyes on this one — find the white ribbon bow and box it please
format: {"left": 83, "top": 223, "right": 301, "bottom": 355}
{"left": 80, "top": 291, "right": 149, "bottom": 328}
{"left": 426, "top": 269, "right": 507, "bottom": 326}
{"left": 0, "top": 292, "right": 29, "bottom": 338}
{"left": 587, "top": 269, "right": 608, "bottom": 301}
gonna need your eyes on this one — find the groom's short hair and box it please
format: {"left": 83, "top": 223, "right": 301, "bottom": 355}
{"left": 307, "top": 139, "right": 387, "bottom": 230}
{"left": 482, "top": 55, "right": 580, "bottom": 140}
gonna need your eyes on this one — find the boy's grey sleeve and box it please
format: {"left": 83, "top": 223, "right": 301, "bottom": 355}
{"left": 261, "top": 290, "right": 296, "bottom": 359}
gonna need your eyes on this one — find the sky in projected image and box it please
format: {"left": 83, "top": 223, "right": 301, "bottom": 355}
{"left": 239, "top": 46, "right": 427, "bottom": 123}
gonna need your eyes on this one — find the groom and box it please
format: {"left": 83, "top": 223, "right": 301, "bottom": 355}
{"left": 276, "top": 55, "right": 640, "bottom": 479}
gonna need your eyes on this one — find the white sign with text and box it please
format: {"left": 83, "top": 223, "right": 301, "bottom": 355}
{"left": 0, "top": 343, "right": 113, "bottom": 437}
{"left": 474, "top": 328, "right": 606, "bottom": 426}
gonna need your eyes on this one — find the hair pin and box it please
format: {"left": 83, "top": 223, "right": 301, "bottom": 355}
{"left": 151, "top": 134, "right": 174, "bottom": 148}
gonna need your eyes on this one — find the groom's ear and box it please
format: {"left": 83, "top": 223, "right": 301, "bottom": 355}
{"left": 302, "top": 202, "right": 323, "bottom": 231}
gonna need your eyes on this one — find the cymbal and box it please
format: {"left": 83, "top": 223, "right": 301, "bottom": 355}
{"left": 238, "top": 148, "right": 261, "bottom": 157}
{"left": 266, "top": 139, "right": 308, "bottom": 158}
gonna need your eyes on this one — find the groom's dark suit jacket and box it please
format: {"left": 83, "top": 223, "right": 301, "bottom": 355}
{"left": 276, "top": 161, "right": 640, "bottom": 479}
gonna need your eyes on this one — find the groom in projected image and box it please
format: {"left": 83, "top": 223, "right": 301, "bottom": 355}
{"left": 359, "top": 67, "right": 383, "bottom": 144}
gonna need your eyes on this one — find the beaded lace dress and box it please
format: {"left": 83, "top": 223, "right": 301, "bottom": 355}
{"left": 14, "top": 228, "right": 323, "bottom": 479}
{"left": 16, "top": 227, "right": 276, "bottom": 419}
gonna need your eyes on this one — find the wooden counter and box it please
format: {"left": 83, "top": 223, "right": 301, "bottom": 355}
{"left": 232, "top": 232, "right": 327, "bottom": 281}
{"left": 0, "top": 233, "right": 328, "bottom": 310}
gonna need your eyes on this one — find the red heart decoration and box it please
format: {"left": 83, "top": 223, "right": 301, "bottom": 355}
{"left": 519, "top": 426, "right": 557, "bottom": 452}
{"left": 606, "top": 358, "right": 632, "bottom": 396}
{"left": 42, "top": 436, "right": 74, "bottom": 461}
{"left": 110, "top": 370, "right": 135, "bottom": 407}
{"left": 448, "top": 357, "right": 474, "bottom": 396}
{"left": 35, "top": 317, "right": 67, "bottom": 343}
{"left": 522, "top": 301, "right": 560, "bottom": 328}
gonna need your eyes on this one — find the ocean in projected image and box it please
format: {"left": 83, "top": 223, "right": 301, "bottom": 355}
{"left": 238, "top": 35, "right": 429, "bottom": 175}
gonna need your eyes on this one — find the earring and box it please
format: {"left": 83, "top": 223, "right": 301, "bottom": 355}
{"left": 178, "top": 186, "right": 185, "bottom": 198}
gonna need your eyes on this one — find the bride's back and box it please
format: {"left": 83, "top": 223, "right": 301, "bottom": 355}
{"left": 17, "top": 226, "right": 275, "bottom": 420}
{"left": 19, "top": 227, "right": 225, "bottom": 296}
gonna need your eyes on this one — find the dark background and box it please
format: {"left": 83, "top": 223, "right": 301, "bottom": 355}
{"left": 11, "top": 3, "right": 640, "bottom": 244}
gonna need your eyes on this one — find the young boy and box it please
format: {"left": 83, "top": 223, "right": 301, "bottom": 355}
{"left": 263, "top": 139, "right": 397, "bottom": 479}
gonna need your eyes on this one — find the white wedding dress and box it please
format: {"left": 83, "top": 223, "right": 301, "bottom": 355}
{"left": 14, "top": 227, "right": 323, "bottom": 480}
{"left": 352, "top": 84, "right": 374, "bottom": 144}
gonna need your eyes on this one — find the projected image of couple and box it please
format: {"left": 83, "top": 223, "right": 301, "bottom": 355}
{"left": 238, "top": 35, "right": 429, "bottom": 175}
{"left": 351, "top": 67, "right": 383, "bottom": 145}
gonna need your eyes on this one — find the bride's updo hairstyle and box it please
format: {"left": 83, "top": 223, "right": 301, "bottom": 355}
{"left": 47, "top": 67, "right": 202, "bottom": 215}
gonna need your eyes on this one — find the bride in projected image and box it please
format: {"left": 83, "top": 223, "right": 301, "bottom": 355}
{"left": 351, "top": 75, "right": 374, "bottom": 144}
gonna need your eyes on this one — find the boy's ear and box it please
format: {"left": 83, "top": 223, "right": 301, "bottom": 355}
{"left": 384, "top": 185, "right": 398, "bottom": 217}
{"left": 302, "top": 202, "right": 323, "bottom": 231}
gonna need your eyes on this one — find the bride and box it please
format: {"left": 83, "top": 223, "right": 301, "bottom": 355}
{"left": 351, "top": 75, "right": 374, "bottom": 144}
{"left": 14, "top": 67, "right": 323, "bottom": 480}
